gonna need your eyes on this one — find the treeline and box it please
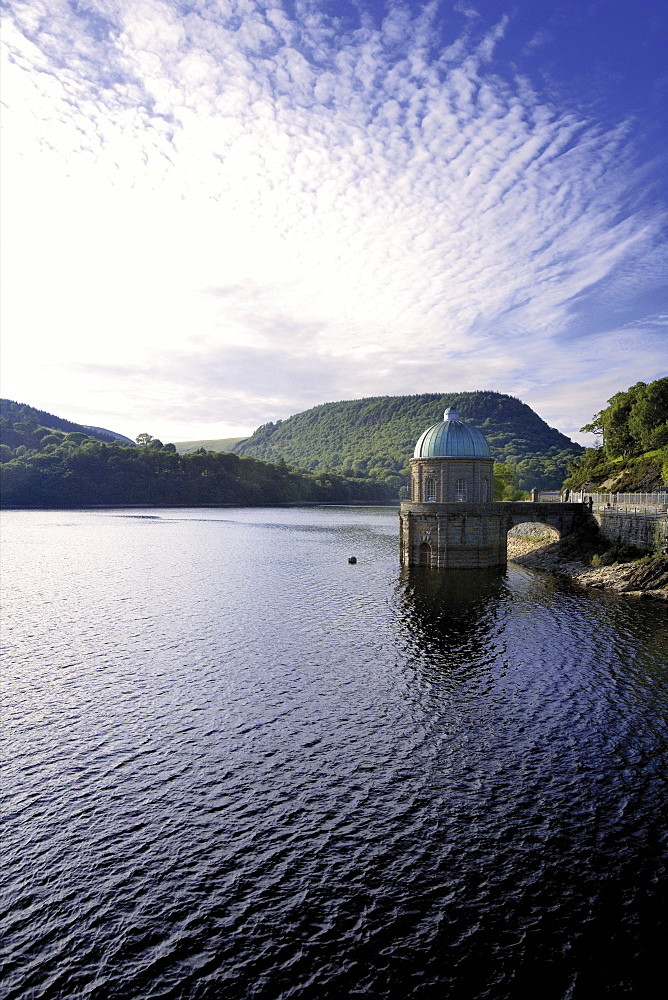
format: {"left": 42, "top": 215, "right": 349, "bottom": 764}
{"left": 580, "top": 378, "right": 668, "bottom": 456}
{"left": 0, "top": 398, "right": 133, "bottom": 445}
{"left": 232, "top": 391, "right": 582, "bottom": 491}
{"left": 566, "top": 377, "right": 668, "bottom": 490}
{"left": 0, "top": 426, "right": 398, "bottom": 508}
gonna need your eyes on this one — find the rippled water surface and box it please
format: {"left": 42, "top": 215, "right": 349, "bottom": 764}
{"left": 2, "top": 507, "right": 667, "bottom": 1000}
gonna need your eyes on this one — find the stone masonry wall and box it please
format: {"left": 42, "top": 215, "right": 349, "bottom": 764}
{"left": 594, "top": 511, "right": 668, "bottom": 552}
{"left": 399, "top": 508, "right": 507, "bottom": 568}
{"left": 410, "top": 458, "right": 494, "bottom": 504}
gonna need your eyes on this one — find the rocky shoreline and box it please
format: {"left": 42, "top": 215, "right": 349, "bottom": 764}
{"left": 508, "top": 536, "right": 668, "bottom": 601}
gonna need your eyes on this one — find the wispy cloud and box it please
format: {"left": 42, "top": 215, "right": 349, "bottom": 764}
{"left": 1, "top": 0, "right": 665, "bottom": 440}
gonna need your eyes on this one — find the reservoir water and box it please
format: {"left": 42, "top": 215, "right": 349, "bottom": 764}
{"left": 1, "top": 506, "right": 667, "bottom": 999}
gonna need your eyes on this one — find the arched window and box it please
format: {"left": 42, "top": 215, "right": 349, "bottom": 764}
{"left": 456, "top": 478, "right": 467, "bottom": 501}
{"left": 481, "top": 479, "right": 489, "bottom": 502}
{"left": 425, "top": 477, "right": 436, "bottom": 501}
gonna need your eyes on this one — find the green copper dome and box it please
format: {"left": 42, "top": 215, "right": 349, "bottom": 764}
{"left": 413, "top": 407, "right": 492, "bottom": 459}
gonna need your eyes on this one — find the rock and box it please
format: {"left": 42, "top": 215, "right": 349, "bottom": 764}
{"left": 510, "top": 545, "right": 668, "bottom": 601}
{"left": 619, "top": 556, "right": 668, "bottom": 591}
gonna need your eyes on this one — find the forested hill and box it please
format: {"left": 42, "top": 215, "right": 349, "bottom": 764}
{"left": 0, "top": 399, "right": 133, "bottom": 446}
{"left": 232, "top": 391, "right": 583, "bottom": 491}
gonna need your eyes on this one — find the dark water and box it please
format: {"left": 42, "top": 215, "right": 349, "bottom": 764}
{"left": 1, "top": 506, "right": 667, "bottom": 1000}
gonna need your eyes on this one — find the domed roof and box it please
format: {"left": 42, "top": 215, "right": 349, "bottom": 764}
{"left": 413, "top": 407, "right": 492, "bottom": 459}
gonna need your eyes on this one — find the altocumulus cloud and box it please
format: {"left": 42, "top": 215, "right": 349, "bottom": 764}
{"left": 1, "top": 0, "right": 665, "bottom": 440}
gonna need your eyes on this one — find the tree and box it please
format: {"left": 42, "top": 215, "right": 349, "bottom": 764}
{"left": 64, "top": 432, "right": 89, "bottom": 445}
{"left": 628, "top": 378, "right": 668, "bottom": 451}
{"left": 580, "top": 377, "right": 668, "bottom": 459}
{"left": 603, "top": 387, "right": 640, "bottom": 457}
{"left": 493, "top": 463, "right": 525, "bottom": 501}
{"left": 580, "top": 413, "right": 605, "bottom": 448}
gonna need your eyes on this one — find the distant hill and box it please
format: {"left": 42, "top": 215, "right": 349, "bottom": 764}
{"left": 174, "top": 437, "right": 247, "bottom": 455}
{"left": 0, "top": 400, "right": 134, "bottom": 445}
{"left": 232, "top": 391, "right": 584, "bottom": 491}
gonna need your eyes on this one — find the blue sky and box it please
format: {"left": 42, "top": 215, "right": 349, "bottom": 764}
{"left": 1, "top": 0, "right": 666, "bottom": 443}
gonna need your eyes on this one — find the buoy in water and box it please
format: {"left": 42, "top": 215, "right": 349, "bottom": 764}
{"left": 348, "top": 556, "right": 357, "bottom": 564}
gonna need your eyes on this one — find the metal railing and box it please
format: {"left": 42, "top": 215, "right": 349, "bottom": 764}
{"left": 565, "top": 491, "right": 664, "bottom": 504}
{"left": 585, "top": 492, "right": 666, "bottom": 507}
{"left": 554, "top": 491, "right": 667, "bottom": 516}
{"left": 536, "top": 490, "right": 667, "bottom": 512}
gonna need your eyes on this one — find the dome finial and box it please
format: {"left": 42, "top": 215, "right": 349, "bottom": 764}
{"left": 444, "top": 406, "right": 459, "bottom": 421}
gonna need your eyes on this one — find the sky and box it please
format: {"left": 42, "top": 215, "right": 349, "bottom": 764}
{"left": 1, "top": 0, "right": 666, "bottom": 445}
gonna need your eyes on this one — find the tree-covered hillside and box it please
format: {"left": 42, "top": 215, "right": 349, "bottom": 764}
{"left": 0, "top": 422, "right": 398, "bottom": 508}
{"left": 0, "top": 399, "right": 133, "bottom": 446}
{"left": 233, "top": 391, "right": 582, "bottom": 491}
{"left": 565, "top": 377, "right": 668, "bottom": 492}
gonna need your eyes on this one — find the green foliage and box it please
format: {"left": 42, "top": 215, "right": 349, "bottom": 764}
{"left": 232, "top": 391, "right": 581, "bottom": 492}
{"left": 579, "top": 378, "right": 668, "bottom": 459}
{"left": 591, "top": 540, "right": 650, "bottom": 566}
{"left": 565, "top": 448, "right": 668, "bottom": 493}
{"left": 0, "top": 422, "right": 398, "bottom": 508}
{"left": 629, "top": 379, "right": 668, "bottom": 451}
{"left": 493, "top": 463, "right": 527, "bottom": 501}
{"left": 0, "top": 399, "right": 133, "bottom": 445}
{"left": 567, "top": 377, "right": 668, "bottom": 490}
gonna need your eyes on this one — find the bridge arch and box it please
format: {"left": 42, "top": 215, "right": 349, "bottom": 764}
{"left": 507, "top": 516, "right": 563, "bottom": 540}
{"left": 503, "top": 504, "right": 591, "bottom": 540}
{"left": 507, "top": 522, "right": 560, "bottom": 556}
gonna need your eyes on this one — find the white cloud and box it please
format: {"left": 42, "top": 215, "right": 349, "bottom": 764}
{"left": 1, "top": 0, "right": 665, "bottom": 442}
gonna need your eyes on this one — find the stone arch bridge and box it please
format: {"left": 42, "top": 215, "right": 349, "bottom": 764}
{"left": 399, "top": 501, "right": 593, "bottom": 569}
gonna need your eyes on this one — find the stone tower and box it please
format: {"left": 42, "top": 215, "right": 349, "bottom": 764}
{"left": 400, "top": 407, "right": 503, "bottom": 568}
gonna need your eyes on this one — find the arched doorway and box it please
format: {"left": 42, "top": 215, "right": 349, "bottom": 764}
{"left": 419, "top": 542, "right": 432, "bottom": 566}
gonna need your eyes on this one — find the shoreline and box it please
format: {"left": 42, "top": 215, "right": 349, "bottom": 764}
{"left": 508, "top": 537, "right": 668, "bottom": 601}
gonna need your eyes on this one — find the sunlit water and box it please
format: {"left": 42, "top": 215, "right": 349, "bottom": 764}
{"left": 1, "top": 507, "right": 667, "bottom": 1000}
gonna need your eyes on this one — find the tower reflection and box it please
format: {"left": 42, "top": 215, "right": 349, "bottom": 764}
{"left": 396, "top": 566, "right": 508, "bottom": 667}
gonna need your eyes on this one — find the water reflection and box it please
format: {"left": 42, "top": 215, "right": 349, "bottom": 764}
{"left": 395, "top": 566, "right": 507, "bottom": 666}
